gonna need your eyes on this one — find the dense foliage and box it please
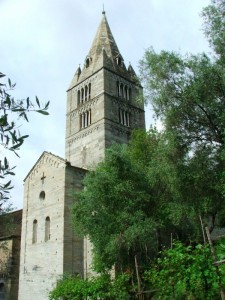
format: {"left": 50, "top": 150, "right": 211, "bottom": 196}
{"left": 50, "top": 240, "right": 225, "bottom": 299}
{"left": 0, "top": 73, "right": 49, "bottom": 208}
{"left": 145, "top": 241, "right": 225, "bottom": 299}
{"left": 49, "top": 273, "right": 133, "bottom": 300}
{"left": 139, "top": 0, "right": 225, "bottom": 230}
{"left": 73, "top": 129, "right": 194, "bottom": 274}
{"left": 73, "top": 121, "right": 225, "bottom": 275}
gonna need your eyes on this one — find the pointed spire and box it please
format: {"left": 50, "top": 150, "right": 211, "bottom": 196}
{"left": 128, "top": 63, "right": 136, "bottom": 76}
{"left": 76, "top": 65, "right": 81, "bottom": 76}
{"left": 68, "top": 65, "right": 82, "bottom": 89}
{"left": 88, "top": 12, "right": 121, "bottom": 65}
{"left": 68, "top": 12, "right": 137, "bottom": 90}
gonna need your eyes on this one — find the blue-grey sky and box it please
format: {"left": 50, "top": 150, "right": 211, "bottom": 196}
{"left": 0, "top": 0, "right": 211, "bottom": 209}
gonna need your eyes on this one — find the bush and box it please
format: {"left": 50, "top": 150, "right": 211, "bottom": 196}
{"left": 49, "top": 273, "right": 133, "bottom": 300}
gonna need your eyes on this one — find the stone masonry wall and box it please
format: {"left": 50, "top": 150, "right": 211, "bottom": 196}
{"left": 19, "top": 153, "right": 67, "bottom": 300}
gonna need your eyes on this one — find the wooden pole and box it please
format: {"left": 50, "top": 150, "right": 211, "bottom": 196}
{"left": 170, "top": 233, "right": 176, "bottom": 299}
{"left": 135, "top": 255, "right": 143, "bottom": 300}
{"left": 199, "top": 215, "right": 206, "bottom": 244}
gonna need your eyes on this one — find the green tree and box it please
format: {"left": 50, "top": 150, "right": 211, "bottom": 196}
{"left": 73, "top": 129, "right": 203, "bottom": 275}
{"left": 73, "top": 141, "right": 156, "bottom": 273}
{"left": 139, "top": 0, "right": 225, "bottom": 230}
{"left": 0, "top": 73, "right": 49, "bottom": 209}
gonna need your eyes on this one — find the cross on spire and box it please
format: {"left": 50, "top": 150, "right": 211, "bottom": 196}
{"left": 102, "top": 4, "right": 105, "bottom": 14}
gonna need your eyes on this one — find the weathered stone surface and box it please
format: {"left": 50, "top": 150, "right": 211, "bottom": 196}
{"left": 18, "top": 152, "right": 86, "bottom": 299}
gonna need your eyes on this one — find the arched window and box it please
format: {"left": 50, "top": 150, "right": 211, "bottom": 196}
{"left": 124, "top": 86, "right": 128, "bottom": 100}
{"left": 77, "top": 90, "right": 80, "bottom": 105}
{"left": 116, "top": 56, "right": 122, "bottom": 66}
{"left": 85, "top": 85, "right": 88, "bottom": 101}
{"left": 81, "top": 88, "right": 84, "bottom": 103}
{"left": 45, "top": 217, "right": 50, "bottom": 242}
{"left": 80, "top": 110, "right": 91, "bottom": 130}
{"left": 39, "top": 191, "right": 45, "bottom": 200}
{"left": 129, "top": 88, "right": 132, "bottom": 100}
{"left": 123, "top": 110, "right": 127, "bottom": 126}
{"left": 88, "top": 83, "right": 91, "bottom": 100}
{"left": 89, "top": 109, "right": 91, "bottom": 125}
{"left": 80, "top": 112, "right": 85, "bottom": 129}
{"left": 120, "top": 83, "right": 124, "bottom": 98}
{"left": 117, "top": 81, "right": 120, "bottom": 97}
{"left": 120, "top": 109, "right": 125, "bottom": 124}
{"left": 119, "top": 109, "right": 122, "bottom": 124}
{"left": 86, "top": 58, "right": 90, "bottom": 68}
{"left": 32, "top": 220, "right": 37, "bottom": 244}
{"left": 82, "top": 113, "right": 85, "bottom": 128}
{"left": 127, "top": 112, "right": 130, "bottom": 127}
{"left": 80, "top": 113, "right": 82, "bottom": 129}
{"left": 119, "top": 109, "right": 130, "bottom": 127}
{"left": 85, "top": 112, "right": 87, "bottom": 127}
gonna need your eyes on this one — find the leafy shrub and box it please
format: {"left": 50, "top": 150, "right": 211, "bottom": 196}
{"left": 49, "top": 273, "right": 132, "bottom": 300}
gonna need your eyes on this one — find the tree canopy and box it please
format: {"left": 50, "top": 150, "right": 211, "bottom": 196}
{"left": 139, "top": 0, "right": 225, "bottom": 230}
{"left": 73, "top": 129, "right": 206, "bottom": 273}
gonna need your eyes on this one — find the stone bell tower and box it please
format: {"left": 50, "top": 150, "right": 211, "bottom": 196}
{"left": 65, "top": 11, "right": 145, "bottom": 169}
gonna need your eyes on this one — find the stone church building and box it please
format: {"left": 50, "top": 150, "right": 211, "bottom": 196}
{"left": 1, "top": 11, "right": 145, "bottom": 300}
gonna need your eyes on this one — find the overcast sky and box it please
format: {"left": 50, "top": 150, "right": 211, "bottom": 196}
{"left": 0, "top": 0, "right": 211, "bottom": 209}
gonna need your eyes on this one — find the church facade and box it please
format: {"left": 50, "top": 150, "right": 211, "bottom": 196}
{"left": 18, "top": 12, "right": 145, "bottom": 300}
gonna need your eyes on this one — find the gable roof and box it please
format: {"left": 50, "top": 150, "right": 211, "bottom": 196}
{"left": 23, "top": 151, "right": 66, "bottom": 182}
{"left": 24, "top": 151, "right": 88, "bottom": 182}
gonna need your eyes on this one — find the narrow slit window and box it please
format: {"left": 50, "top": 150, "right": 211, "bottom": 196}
{"left": 117, "top": 81, "right": 120, "bottom": 97}
{"left": 77, "top": 90, "right": 80, "bottom": 105}
{"left": 120, "top": 84, "right": 124, "bottom": 98}
{"left": 88, "top": 83, "right": 91, "bottom": 99}
{"left": 88, "top": 109, "right": 91, "bottom": 125}
{"left": 81, "top": 88, "right": 84, "bottom": 103}
{"left": 85, "top": 85, "right": 88, "bottom": 101}
{"left": 33, "top": 219, "right": 38, "bottom": 244}
{"left": 45, "top": 217, "right": 50, "bottom": 242}
{"left": 124, "top": 86, "right": 128, "bottom": 100}
{"left": 86, "top": 58, "right": 90, "bottom": 68}
{"left": 129, "top": 88, "right": 132, "bottom": 100}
